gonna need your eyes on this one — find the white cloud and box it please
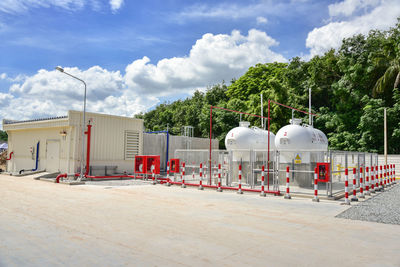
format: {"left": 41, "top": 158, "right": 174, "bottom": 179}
{"left": 0, "top": 29, "right": 285, "bottom": 121}
{"left": 124, "top": 29, "right": 286, "bottom": 95}
{"left": 0, "top": 0, "right": 122, "bottom": 14}
{"left": 306, "top": 0, "right": 400, "bottom": 57}
{"left": 256, "top": 16, "right": 268, "bottom": 24}
{"left": 328, "top": 0, "right": 380, "bottom": 17}
{"left": 109, "top": 0, "right": 124, "bottom": 12}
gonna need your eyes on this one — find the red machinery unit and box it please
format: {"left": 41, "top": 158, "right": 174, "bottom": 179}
{"left": 169, "top": 158, "right": 180, "bottom": 173}
{"left": 135, "top": 155, "right": 160, "bottom": 175}
{"left": 316, "top": 162, "right": 330, "bottom": 183}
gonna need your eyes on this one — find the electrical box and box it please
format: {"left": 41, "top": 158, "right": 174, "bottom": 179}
{"left": 317, "top": 162, "right": 330, "bottom": 183}
{"left": 169, "top": 158, "right": 180, "bottom": 173}
{"left": 134, "top": 155, "right": 160, "bottom": 175}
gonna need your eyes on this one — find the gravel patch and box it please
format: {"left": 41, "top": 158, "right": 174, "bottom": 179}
{"left": 336, "top": 184, "right": 400, "bottom": 225}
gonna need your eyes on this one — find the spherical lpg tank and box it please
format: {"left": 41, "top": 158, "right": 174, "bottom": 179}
{"left": 225, "top": 121, "right": 276, "bottom": 152}
{"left": 275, "top": 119, "right": 327, "bottom": 151}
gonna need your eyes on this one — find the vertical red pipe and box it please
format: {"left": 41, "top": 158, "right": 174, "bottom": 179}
{"left": 84, "top": 124, "right": 92, "bottom": 176}
{"left": 344, "top": 168, "right": 349, "bottom": 204}
{"left": 209, "top": 106, "right": 213, "bottom": 185}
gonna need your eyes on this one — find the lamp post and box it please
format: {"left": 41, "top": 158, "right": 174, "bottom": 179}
{"left": 55, "top": 66, "right": 87, "bottom": 181}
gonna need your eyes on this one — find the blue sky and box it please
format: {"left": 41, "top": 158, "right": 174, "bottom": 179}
{"left": 0, "top": 0, "right": 399, "bottom": 123}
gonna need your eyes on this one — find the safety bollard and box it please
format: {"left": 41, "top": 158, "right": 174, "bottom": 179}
{"left": 181, "top": 162, "right": 186, "bottom": 188}
{"left": 237, "top": 164, "right": 243, "bottom": 194}
{"left": 217, "top": 164, "right": 222, "bottom": 192}
{"left": 152, "top": 164, "right": 156, "bottom": 185}
{"left": 370, "top": 165, "right": 375, "bottom": 193}
{"left": 166, "top": 161, "right": 171, "bottom": 186}
{"left": 394, "top": 164, "right": 396, "bottom": 184}
{"left": 375, "top": 166, "right": 379, "bottom": 191}
{"left": 351, "top": 168, "right": 358, "bottom": 201}
{"left": 343, "top": 168, "right": 350, "bottom": 205}
{"left": 199, "top": 163, "right": 204, "bottom": 190}
{"left": 284, "top": 166, "right": 291, "bottom": 199}
{"left": 260, "top": 165, "right": 266, "bottom": 197}
{"left": 384, "top": 165, "right": 387, "bottom": 187}
{"left": 379, "top": 165, "right": 384, "bottom": 191}
{"left": 390, "top": 164, "right": 394, "bottom": 185}
{"left": 365, "top": 167, "right": 370, "bottom": 196}
{"left": 359, "top": 167, "right": 365, "bottom": 198}
{"left": 312, "top": 167, "right": 319, "bottom": 202}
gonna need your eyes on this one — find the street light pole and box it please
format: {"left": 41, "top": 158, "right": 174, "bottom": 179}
{"left": 55, "top": 66, "right": 87, "bottom": 181}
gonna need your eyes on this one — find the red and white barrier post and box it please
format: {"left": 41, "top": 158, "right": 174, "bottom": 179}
{"left": 359, "top": 167, "right": 365, "bottom": 198}
{"left": 217, "top": 164, "right": 222, "bottom": 192}
{"left": 260, "top": 165, "right": 266, "bottom": 197}
{"left": 199, "top": 163, "right": 204, "bottom": 190}
{"left": 351, "top": 168, "right": 358, "bottom": 201}
{"left": 391, "top": 164, "right": 394, "bottom": 185}
{"left": 152, "top": 164, "right": 156, "bottom": 185}
{"left": 365, "top": 167, "right": 370, "bottom": 196}
{"left": 394, "top": 164, "right": 397, "bottom": 184}
{"left": 388, "top": 164, "right": 392, "bottom": 186}
{"left": 379, "top": 165, "right": 384, "bottom": 191}
{"left": 370, "top": 165, "right": 375, "bottom": 193}
{"left": 284, "top": 166, "right": 291, "bottom": 199}
{"left": 313, "top": 167, "right": 319, "bottom": 202}
{"left": 343, "top": 168, "right": 350, "bottom": 205}
{"left": 166, "top": 161, "right": 171, "bottom": 186}
{"left": 375, "top": 166, "right": 379, "bottom": 191}
{"left": 181, "top": 162, "right": 186, "bottom": 188}
{"left": 237, "top": 164, "right": 243, "bottom": 194}
{"left": 383, "top": 165, "right": 386, "bottom": 186}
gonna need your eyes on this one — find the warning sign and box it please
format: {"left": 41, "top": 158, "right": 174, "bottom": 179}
{"left": 294, "top": 153, "right": 302, "bottom": 164}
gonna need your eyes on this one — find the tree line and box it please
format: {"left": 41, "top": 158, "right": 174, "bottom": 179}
{"left": 136, "top": 19, "right": 400, "bottom": 154}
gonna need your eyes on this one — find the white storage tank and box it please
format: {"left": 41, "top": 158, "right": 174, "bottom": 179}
{"left": 275, "top": 119, "right": 328, "bottom": 164}
{"left": 225, "top": 121, "right": 275, "bottom": 161}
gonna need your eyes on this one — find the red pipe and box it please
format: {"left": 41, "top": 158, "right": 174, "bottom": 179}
{"left": 84, "top": 124, "right": 92, "bottom": 176}
{"left": 6, "top": 151, "right": 13, "bottom": 160}
{"left": 56, "top": 173, "right": 67, "bottom": 183}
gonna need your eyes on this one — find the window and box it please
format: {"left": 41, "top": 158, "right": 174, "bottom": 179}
{"left": 125, "top": 130, "right": 139, "bottom": 160}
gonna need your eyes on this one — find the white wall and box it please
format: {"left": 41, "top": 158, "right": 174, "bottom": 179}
{"left": 378, "top": 154, "right": 400, "bottom": 177}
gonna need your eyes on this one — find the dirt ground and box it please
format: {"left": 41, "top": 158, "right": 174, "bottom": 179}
{"left": 0, "top": 174, "right": 399, "bottom": 267}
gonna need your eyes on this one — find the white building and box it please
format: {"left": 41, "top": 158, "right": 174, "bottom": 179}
{"left": 3, "top": 111, "right": 143, "bottom": 175}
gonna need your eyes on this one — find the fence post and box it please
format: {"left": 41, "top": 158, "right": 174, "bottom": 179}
{"left": 217, "top": 164, "right": 222, "bottom": 192}
{"left": 365, "top": 167, "right": 370, "bottom": 196}
{"left": 312, "top": 167, "right": 319, "bottom": 202}
{"left": 387, "top": 165, "right": 391, "bottom": 186}
{"left": 166, "top": 161, "right": 171, "bottom": 186}
{"left": 394, "top": 164, "right": 396, "bottom": 184}
{"left": 199, "top": 163, "right": 204, "bottom": 190}
{"left": 237, "top": 164, "right": 243, "bottom": 194}
{"left": 370, "top": 165, "right": 375, "bottom": 193}
{"left": 351, "top": 168, "right": 358, "bottom": 201}
{"left": 152, "top": 164, "right": 156, "bottom": 185}
{"left": 284, "top": 166, "right": 291, "bottom": 199}
{"left": 359, "top": 167, "right": 365, "bottom": 198}
{"left": 384, "top": 165, "right": 387, "bottom": 187}
{"left": 339, "top": 168, "right": 349, "bottom": 205}
{"left": 181, "top": 162, "right": 186, "bottom": 188}
{"left": 391, "top": 164, "right": 394, "bottom": 185}
{"left": 375, "top": 166, "right": 379, "bottom": 191}
{"left": 379, "top": 165, "right": 384, "bottom": 191}
{"left": 260, "top": 165, "right": 266, "bottom": 197}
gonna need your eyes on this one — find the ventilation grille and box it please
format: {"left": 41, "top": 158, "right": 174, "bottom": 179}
{"left": 125, "top": 131, "right": 140, "bottom": 160}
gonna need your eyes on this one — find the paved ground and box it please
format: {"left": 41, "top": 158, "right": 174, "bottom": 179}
{"left": 0, "top": 174, "right": 399, "bottom": 267}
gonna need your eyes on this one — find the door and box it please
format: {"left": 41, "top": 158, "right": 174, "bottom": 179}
{"left": 46, "top": 140, "right": 60, "bottom": 172}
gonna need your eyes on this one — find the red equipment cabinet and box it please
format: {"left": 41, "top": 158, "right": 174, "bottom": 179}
{"left": 134, "top": 155, "right": 160, "bottom": 175}
{"left": 316, "top": 162, "right": 330, "bottom": 182}
{"left": 169, "top": 158, "right": 180, "bottom": 173}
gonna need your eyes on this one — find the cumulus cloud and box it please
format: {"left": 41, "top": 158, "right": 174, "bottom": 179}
{"left": 1, "top": 29, "right": 285, "bottom": 121}
{"left": 306, "top": 0, "right": 400, "bottom": 57}
{"left": 125, "top": 29, "right": 285, "bottom": 95}
{"left": 109, "top": 0, "right": 124, "bottom": 12}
